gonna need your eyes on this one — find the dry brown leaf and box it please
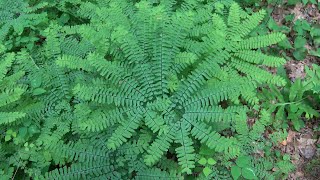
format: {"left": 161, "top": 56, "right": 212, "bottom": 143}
{"left": 290, "top": 3, "right": 304, "bottom": 22}
{"left": 286, "top": 130, "right": 297, "bottom": 143}
{"left": 281, "top": 140, "right": 287, "bottom": 146}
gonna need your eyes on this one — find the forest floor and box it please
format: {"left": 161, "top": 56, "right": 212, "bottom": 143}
{"left": 267, "top": 1, "right": 320, "bottom": 179}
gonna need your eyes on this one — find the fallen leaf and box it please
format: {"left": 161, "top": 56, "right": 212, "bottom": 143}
{"left": 281, "top": 140, "right": 287, "bottom": 146}
{"left": 290, "top": 3, "right": 304, "bottom": 22}
{"left": 297, "top": 137, "right": 317, "bottom": 158}
{"left": 286, "top": 130, "right": 297, "bottom": 143}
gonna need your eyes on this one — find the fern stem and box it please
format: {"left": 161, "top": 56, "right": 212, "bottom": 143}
{"left": 274, "top": 97, "right": 308, "bottom": 106}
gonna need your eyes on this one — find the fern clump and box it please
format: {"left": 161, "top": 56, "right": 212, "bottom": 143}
{"left": 0, "top": 0, "right": 294, "bottom": 179}
{"left": 57, "top": 0, "right": 285, "bottom": 176}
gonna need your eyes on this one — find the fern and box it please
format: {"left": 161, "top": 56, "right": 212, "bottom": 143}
{"left": 0, "top": 53, "right": 26, "bottom": 125}
{"left": 52, "top": 0, "right": 285, "bottom": 176}
{"left": 0, "top": 0, "right": 296, "bottom": 179}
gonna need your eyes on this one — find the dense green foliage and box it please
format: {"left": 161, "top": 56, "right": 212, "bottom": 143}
{"left": 0, "top": 0, "right": 319, "bottom": 179}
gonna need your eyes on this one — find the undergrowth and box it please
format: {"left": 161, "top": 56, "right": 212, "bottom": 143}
{"left": 0, "top": 0, "right": 319, "bottom": 179}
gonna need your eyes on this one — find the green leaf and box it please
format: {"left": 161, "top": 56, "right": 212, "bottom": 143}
{"left": 305, "top": 112, "right": 310, "bottom": 119}
{"left": 294, "top": 36, "right": 307, "bottom": 49}
{"left": 19, "top": 127, "right": 28, "bottom": 137}
{"left": 278, "top": 38, "right": 293, "bottom": 49}
{"left": 292, "top": 118, "right": 304, "bottom": 131}
{"left": 311, "top": 48, "right": 320, "bottom": 57}
{"left": 268, "top": 19, "right": 280, "bottom": 31}
{"left": 283, "top": 154, "right": 291, "bottom": 161}
{"left": 33, "top": 88, "right": 46, "bottom": 95}
{"left": 275, "top": 106, "right": 285, "bottom": 122}
{"left": 43, "top": 151, "right": 52, "bottom": 161}
{"left": 31, "top": 76, "right": 42, "bottom": 88}
{"left": 310, "top": 48, "right": 320, "bottom": 57}
{"left": 242, "top": 167, "right": 256, "bottom": 179}
{"left": 311, "top": 27, "right": 320, "bottom": 37}
{"left": 293, "top": 48, "right": 307, "bottom": 61}
{"left": 58, "top": 13, "right": 70, "bottom": 25}
{"left": 28, "top": 125, "right": 40, "bottom": 134}
{"left": 289, "top": 79, "right": 301, "bottom": 101}
{"left": 199, "top": 145, "right": 215, "bottom": 156}
{"left": 236, "top": 156, "right": 250, "bottom": 168}
{"left": 300, "top": 20, "right": 311, "bottom": 31}
{"left": 5, "top": 135, "right": 11, "bottom": 142}
{"left": 285, "top": 14, "right": 294, "bottom": 22}
{"left": 231, "top": 166, "right": 241, "bottom": 180}
{"left": 11, "top": 132, "right": 17, "bottom": 138}
{"left": 203, "top": 166, "right": 212, "bottom": 177}
{"left": 290, "top": 104, "right": 299, "bottom": 113}
{"left": 314, "top": 37, "right": 320, "bottom": 45}
{"left": 198, "top": 157, "right": 207, "bottom": 165}
{"left": 207, "top": 158, "right": 216, "bottom": 165}
{"left": 6, "top": 129, "right": 13, "bottom": 135}
{"left": 302, "top": 0, "right": 308, "bottom": 5}
{"left": 288, "top": 0, "right": 301, "bottom": 5}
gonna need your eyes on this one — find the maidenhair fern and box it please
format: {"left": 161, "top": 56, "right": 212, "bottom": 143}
{"left": 0, "top": 0, "right": 297, "bottom": 179}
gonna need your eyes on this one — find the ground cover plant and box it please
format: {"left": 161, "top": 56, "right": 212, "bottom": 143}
{"left": 0, "top": 0, "right": 319, "bottom": 179}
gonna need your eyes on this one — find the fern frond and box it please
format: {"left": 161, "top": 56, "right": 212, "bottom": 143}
{"left": 0, "top": 87, "right": 24, "bottom": 107}
{"left": 56, "top": 55, "right": 92, "bottom": 71}
{"left": 0, "top": 112, "right": 26, "bottom": 125}
{"left": 48, "top": 140, "right": 111, "bottom": 164}
{"left": 183, "top": 80, "right": 246, "bottom": 108}
{"left": 184, "top": 106, "right": 245, "bottom": 123}
{"left": 111, "top": 26, "right": 145, "bottom": 64}
{"left": 133, "top": 1, "right": 158, "bottom": 57}
{"left": 227, "top": 3, "right": 241, "bottom": 35}
{"left": 250, "top": 110, "right": 272, "bottom": 140}
{"left": 43, "top": 161, "right": 115, "bottom": 179}
{"left": 173, "top": 61, "right": 226, "bottom": 105}
{"left": 188, "top": 120, "right": 240, "bottom": 157}
{"left": 60, "top": 37, "right": 95, "bottom": 58}
{"left": 174, "top": 52, "right": 197, "bottom": 66}
{"left": 144, "top": 128, "right": 175, "bottom": 166}
{"left": 43, "top": 24, "right": 62, "bottom": 59}
{"left": 0, "top": 1, "right": 293, "bottom": 178}
{"left": 77, "top": 107, "right": 135, "bottom": 132}
{"left": 107, "top": 110, "right": 144, "bottom": 150}
{"left": 144, "top": 110, "right": 169, "bottom": 135}
{"left": 0, "top": 53, "right": 14, "bottom": 81}
{"left": 136, "top": 168, "right": 183, "bottom": 180}
{"left": 235, "top": 9, "right": 266, "bottom": 38}
{"left": 229, "top": 60, "right": 286, "bottom": 86}
{"left": 73, "top": 83, "right": 144, "bottom": 106}
{"left": 237, "top": 33, "right": 286, "bottom": 49}
{"left": 234, "top": 50, "right": 286, "bottom": 67}
{"left": 175, "top": 121, "right": 195, "bottom": 174}
{"left": 180, "top": 0, "right": 198, "bottom": 11}
{"left": 86, "top": 53, "right": 129, "bottom": 80}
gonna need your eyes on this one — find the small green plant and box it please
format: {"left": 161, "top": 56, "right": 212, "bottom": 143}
{"left": 198, "top": 157, "right": 217, "bottom": 177}
{"left": 259, "top": 66, "right": 320, "bottom": 130}
{"left": 231, "top": 156, "right": 257, "bottom": 180}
